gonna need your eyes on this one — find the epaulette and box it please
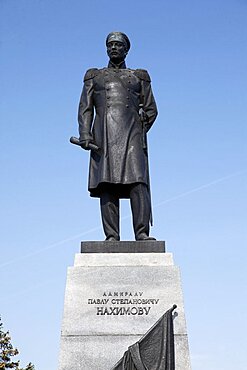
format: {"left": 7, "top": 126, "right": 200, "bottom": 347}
{"left": 83, "top": 68, "right": 98, "bottom": 81}
{"left": 134, "top": 69, "right": 151, "bottom": 82}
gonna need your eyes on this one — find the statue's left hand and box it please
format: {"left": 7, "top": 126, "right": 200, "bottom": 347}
{"left": 140, "top": 110, "right": 149, "bottom": 123}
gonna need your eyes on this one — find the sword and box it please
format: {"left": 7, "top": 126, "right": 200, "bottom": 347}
{"left": 139, "top": 105, "right": 153, "bottom": 226}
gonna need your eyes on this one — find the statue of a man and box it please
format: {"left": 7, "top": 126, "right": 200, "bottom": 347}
{"left": 78, "top": 32, "right": 158, "bottom": 241}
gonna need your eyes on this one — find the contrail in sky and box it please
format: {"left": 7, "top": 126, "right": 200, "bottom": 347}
{"left": 153, "top": 169, "right": 246, "bottom": 208}
{"left": 1, "top": 169, "right": 246, "bottom": 268}
{"left": 0, "top": 226, "right": 102, "bottom": 268}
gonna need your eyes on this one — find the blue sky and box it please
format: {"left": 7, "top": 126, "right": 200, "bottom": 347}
{"left": 0, "top": 0, "right": 246, "bottom": 369}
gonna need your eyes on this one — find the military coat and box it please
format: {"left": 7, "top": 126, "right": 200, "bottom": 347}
{"left": 78, "top": 62, "right": 158, "bottom": 198}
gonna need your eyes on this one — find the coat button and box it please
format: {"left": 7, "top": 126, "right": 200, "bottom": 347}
{"left": 126, "top": 104, "right": 129, "bottom": 108}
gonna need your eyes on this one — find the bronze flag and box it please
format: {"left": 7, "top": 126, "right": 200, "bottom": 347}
{"left": 111, "top": 305, "right": 177, "bottom": 370}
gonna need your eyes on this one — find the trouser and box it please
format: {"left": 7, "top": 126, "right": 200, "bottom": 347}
{"left": 100, "top": 183, "right": 151, "bottom": 240}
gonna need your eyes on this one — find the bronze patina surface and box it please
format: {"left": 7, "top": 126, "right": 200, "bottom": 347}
{"left": 75, "top": 32, "right": 158, "bottom": 241}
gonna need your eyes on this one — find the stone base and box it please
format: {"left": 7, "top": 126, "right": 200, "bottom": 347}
{"left": 58, "top": 241, "right": 191, "bottom": 370}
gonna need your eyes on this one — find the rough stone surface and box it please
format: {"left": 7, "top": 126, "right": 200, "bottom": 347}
{"left": 59, "top": 335, "right": 189, "bottom": 370}
{"left": 81, "top": 240, "right": 165, "bottom": 253}
{"left": 58, "top": 243, "right": 191, "bottom": 370}
{"left": 74, "top": 252, "right": 174, "bottom": 267}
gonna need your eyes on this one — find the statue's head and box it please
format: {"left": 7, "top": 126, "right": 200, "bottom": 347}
{"left": 106, "top": 32, "right": 130, "bottom": 64}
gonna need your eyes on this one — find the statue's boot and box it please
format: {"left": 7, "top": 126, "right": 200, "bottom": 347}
{"left": 136, "top": 234, "right": 156, "bottom": 241}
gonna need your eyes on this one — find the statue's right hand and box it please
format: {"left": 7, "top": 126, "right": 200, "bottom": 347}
{"left": 79, "top": 139, "right": 93, "bottom": 150}
{"left": 77, "top": 134, "right": 100, "bottom": 153}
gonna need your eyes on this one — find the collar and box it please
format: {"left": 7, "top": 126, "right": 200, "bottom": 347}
{"left": 108, "top": 60, "right": 127, "bottom": 69}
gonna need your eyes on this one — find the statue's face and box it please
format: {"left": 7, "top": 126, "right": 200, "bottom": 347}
{"left": 107, "top": 41, "right": 127, "bottom": 63}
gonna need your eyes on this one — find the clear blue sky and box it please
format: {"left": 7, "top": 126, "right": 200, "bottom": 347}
{"left": 0, "top": 0, "right": 246, "bottom": 369}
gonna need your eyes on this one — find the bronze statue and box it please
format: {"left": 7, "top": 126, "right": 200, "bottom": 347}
{"left": 74, "top": 32, "right": 158, "bottom": 241}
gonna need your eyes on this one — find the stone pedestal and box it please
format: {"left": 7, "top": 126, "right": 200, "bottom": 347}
{"left": 58, "top": 242, "right": 191, "bottom": 370}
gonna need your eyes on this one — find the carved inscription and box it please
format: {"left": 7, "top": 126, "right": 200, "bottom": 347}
{"left": 87, "top": 291, "right": 159, "bottom": 316}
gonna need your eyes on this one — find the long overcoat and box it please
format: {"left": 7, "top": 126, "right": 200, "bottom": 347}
{"left": 78, "top": 63, "right": 158, "bottom": 198}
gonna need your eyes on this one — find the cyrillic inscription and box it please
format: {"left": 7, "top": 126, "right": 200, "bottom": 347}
{"left": 87, "top": 291, "right": 159, "bottom": 316}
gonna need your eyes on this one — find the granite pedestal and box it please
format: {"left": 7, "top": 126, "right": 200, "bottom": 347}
{"left": 58, "top": 241, "right": 191, "bottom": 369}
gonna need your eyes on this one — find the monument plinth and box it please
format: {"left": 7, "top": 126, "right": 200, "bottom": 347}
{"left": 58, "top": 241, "right": 191, "bottom": 370}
